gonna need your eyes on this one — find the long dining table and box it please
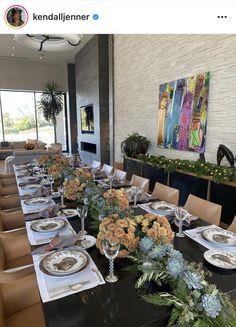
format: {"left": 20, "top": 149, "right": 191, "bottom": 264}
{"left": 14, "top": 166, "right": 236, "bottom": 327}
{"left": 41, "top": 210, "right": 236, "bottom": 327}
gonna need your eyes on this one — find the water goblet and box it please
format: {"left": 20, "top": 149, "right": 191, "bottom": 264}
{"left": 107, "top": 175, "right": 114, "bottom": 190}
{"left": 77, "top": 205, "right": 88, "bottom": 235}
{"left": 49, "top": 174, "right": 54, "bottom": 194}
{"left": 132, "top": 187, "right": 142, "bottom": 208}
{"left": 102, "top": 240, "right": 120, "bottom": 283}
{"left": 175, "top": 207, "right": 189, "bottom": 238}
{"left": 58, "top": 186, "right": 65, "bottom": 209}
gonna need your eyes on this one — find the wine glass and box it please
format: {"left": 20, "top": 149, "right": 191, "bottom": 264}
{"left": 49, "top": 174, "right": 54, "bottom": 194}
{"left": 102, "top": 240, "right": 120, "bottom": 283}
{"left": 132, "top": 187, "right": 142, "bottom": 208}
{"left": 175, "top": 207, "right": 189, "bottom": 237}
{"left": 58, "top": 186, "right": 65, "bottom": 209}
{"left": 77, "top": 205, "right": 88, "bottom": 235}
{"left": 107, "top": 175, "right": 114, "bottom": 190}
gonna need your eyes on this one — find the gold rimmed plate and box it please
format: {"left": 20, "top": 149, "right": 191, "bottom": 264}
{"left": 40, "top": 249, "right": 89, "bottom": 277}
{"left": 202, "top": 228, "right": 236, "bottom": 247}
{"left": 31, "top": 218, "right": 66, "bottom": 233}
{"left": 24, "top": 197, "right": 52, "bottom": 206}
{"left": 21, "top": 184, "right": 42, "bottom": 190}
{"left": 204, "top": 249, "right": 236, "bottom": 269}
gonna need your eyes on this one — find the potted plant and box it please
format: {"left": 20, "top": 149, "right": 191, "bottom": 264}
{"left": 121, "top": 133, "right": 151, "bottom": 158}
{"left": 38, "top": 81, "right": 64, "bottom": 144}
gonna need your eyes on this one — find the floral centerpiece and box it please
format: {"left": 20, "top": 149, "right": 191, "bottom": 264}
{"left": 96, "top": 213, "right": 174, "bottom": 258}
{"left": 74, "top": 167, "right": 93, "bottom": 182}
{"left": 128, "top": 238, "right": 236, "bottom": 327}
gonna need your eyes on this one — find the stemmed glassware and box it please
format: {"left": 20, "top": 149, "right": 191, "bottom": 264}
{"left": 49, "top": 174, "right": 54, "bottom": 194}
{"left": 175, "top": 207, "right": 189, "bottom": 238}
{"left": 77, "top": 205, "right": 88, "bottom": 235}
{"left": 102, "top": 240, "right": 120, "bottom": 283}
{"left": 132, "top": 186, "right": 142, "bottom": 208}
{"left": 58, "top": 186, "right": 65, "bottom": 209}
{"left": 107, "top": 174, "right": 114, "bottom": 190}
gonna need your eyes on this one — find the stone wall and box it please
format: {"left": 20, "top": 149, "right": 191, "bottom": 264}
{"left": 113, "top": 35, "right": 236, "bottom": 164}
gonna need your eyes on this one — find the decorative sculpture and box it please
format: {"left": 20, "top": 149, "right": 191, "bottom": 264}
{"left": 217, "top": 144, "right": 235, "bottom": 167}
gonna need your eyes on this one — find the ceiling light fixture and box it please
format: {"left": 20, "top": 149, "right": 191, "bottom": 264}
{"left": 14, "top": 34, "right": 82, "bottom": 52}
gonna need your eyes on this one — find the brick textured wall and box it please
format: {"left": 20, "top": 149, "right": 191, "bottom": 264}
{"left": 114, "top": 35, "right": 236, "bottom": 164}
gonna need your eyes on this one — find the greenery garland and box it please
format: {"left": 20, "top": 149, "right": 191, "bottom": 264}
{"left": 138, "top": 154, "right": 236, "bottom": 183}
{"left": 127, "top": 238, "right": 236, "bottom": 327}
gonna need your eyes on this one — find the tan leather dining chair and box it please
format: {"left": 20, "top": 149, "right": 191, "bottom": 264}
{"left": 228, "top": 216, "right": 236, "bottom": 233}
{"left": 0, "top": 274, "right": 46, "bottom": 327}
{"left": 151, "top": 182, "right": 179, "bottom": 205}
{"left": 0, "top": 195, "right": 21, "bottom": 212}
{"left": 130, "top": 174, "right": 149, "bottom": 193}
{"left": 101, "top": 164, "right": 113, "bottom": 176}
{"left": 113, "top": 169, "right": 127, "bottom": 182}
{"left": 184, "top": 194, "right": 222, "bottom": 225}
{"left": 0, "top": 233, "right": 32, "bottom": 272}
{"left": 0, "top": 173, "right": 16, "bottom": 187}
{"left": 0, "top": 184, "right": 18, "bottom": 197}
{"left": 0, "top": 210, "right": 25, "bottom": 232}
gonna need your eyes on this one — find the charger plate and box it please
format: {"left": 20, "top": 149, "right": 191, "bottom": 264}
{"left": 31, "top": 218, "right": 66, "bottom": 233}
{"left": 25, "top": 197, "right": 52, "bottom": 206}
{"left": 202, "top": 228, "right": 236, "bottom": 247}
{"left": 40, "top": 249, "right": 89, "bottom": 276}
{"left": 204, "top": 249, "right": 236, "bottom": 269}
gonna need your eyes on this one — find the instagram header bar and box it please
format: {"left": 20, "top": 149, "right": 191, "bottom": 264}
{"left": 0, "top": 1, "right": 235, "bottom": 33}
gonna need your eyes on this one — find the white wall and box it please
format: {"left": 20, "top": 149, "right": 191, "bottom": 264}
{"left": 113, "top": 35, "right": 236, "bottom": 164}
{"left": 0, "top": 58, "right": 68, "bottom": 91}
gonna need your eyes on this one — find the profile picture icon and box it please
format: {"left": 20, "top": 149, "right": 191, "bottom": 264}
{"left": 5, "top": 5, "right": 28, "bottom": 28}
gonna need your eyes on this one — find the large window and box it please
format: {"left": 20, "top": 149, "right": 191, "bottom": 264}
{"left": 0, "top": 90, "right": 68, "bottom": 151}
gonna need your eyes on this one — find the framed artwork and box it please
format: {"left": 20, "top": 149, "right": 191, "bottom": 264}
{"left": 80, "top": 104, "right": 94, "bottom": 134}
{"left": 157, "top": 72, "right": 210, "bottom": 153}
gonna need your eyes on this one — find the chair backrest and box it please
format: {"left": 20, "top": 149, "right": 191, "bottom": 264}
{"left": 151, "top": 182, "right": 179, "bottom": 205}
{"left": 130, "top": 174, "right": 149, "bottom": 193}
{"left": 0, "top": 240, "right": 6, "bottom": 270}
{"left": 101, "top": 164, "right": 113, "bottom": 176}
{"left": 0, "top": 289, "right": 6, "bottom": 327}
{"left": 228, "top": 215, "right": 236, "bottom": 233}
{"left": 184, "top": 194, "right": 222, "bottom": 225}
{"left": 113, "top": 169, "right": 127, "bottom": 182}
{"left": 91, "top": 160, "right": 101, "bottom": 170}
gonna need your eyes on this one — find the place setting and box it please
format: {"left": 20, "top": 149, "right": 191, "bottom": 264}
{"left": 21, "top": 196, "right": 55, "bottom": 215}
{"left": 32, "top": 247, "right": 105, "bottom": 302}
{"left": 184, "top": 225, "right": 236, "bottom": 255}
{"left": 26, "top": 217, "right": 76, "bottom": 245}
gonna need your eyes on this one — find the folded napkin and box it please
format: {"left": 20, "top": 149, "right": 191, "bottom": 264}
{"left": 25, "top": 203, "right": 60, "bottom": 221}
{"left": 184, "top": 225, "right": 236, "bottom": 255}
{"left": 32, "top": 249, "right": 105, "bottom": 302}
{"left": 32, "top": 234, "right": 84, "bottom": 255}
{"left": 19, "top": 179, "right": 39, "bottom": 187}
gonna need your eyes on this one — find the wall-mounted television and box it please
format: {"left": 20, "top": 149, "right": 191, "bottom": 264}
{"left": 80, "top": 104, "right": 94, "bottom": 134}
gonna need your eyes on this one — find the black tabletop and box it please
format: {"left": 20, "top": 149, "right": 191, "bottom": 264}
{"left": 42, "top": 208, "right": 236, "bottom": 327}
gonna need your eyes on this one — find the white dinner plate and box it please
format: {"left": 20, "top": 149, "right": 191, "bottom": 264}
{"left": 150, "top": 201, "right": 175, "bottom": 214}
{"left": 41, "top": 249, "right": 89, "bottom": 276}
{"left": 31, "top": 218, "right": 66, "bottom": 233}
{"left": 21, "top": 184, "right": 42, "bottom": 190}
{"left": 24, "top": 197, "right": 52, "bottom": 206}
{"left": 204, "top": 249, "right": 236, "bottom": 269}
{"left": 74, "top": 235, "right": 96, "bottom": 249}
{"left": 202, "top": 228, "right": 236, "bottom": 247}
{"left": 57, "top": 209, "right": 78, "bottom": 218}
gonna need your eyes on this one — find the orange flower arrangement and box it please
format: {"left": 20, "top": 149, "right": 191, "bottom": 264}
{"left": 63, "top": 178, "right": 87, "bottom": 201}
{"left": 103, "top": 188, "right": 129, "bottom": 212}
{"left": 96, "top": 214, "right": 139, "bottom": 258}
{"left": 47, "top": 163, "right": 62, "bottom": 178}
{"left": 75, "top": 167, "right": 93, "bottom": 181}
{"left": 96, "top": 213, "right": 174, "bottom": 258}
{"left": 134, "top": 213, "right": 174, "bottom": 244}
{"left": 38, "top": 155, "right": 49, "bottom": 165}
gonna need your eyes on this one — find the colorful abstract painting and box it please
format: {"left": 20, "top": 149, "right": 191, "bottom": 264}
{"left": 157, "top": 72, "right": 210, "bottom": 153}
